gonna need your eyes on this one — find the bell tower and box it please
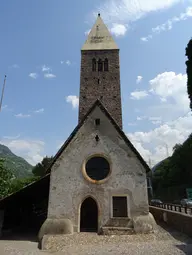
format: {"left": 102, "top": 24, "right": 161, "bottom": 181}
{"left": 78, "top": 14, "right": 122, "bottom": 128}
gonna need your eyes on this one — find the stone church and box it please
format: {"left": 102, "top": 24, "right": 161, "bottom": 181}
{"left": 0, "top": 14, "right": 156, "bottom": 241}
{"left": 39, "top": 14, "right": 156, "bottom": 238}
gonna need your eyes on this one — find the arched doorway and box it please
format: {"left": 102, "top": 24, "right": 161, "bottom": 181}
{"left": 80, "top": 197, "right": 98, "bottom": 232}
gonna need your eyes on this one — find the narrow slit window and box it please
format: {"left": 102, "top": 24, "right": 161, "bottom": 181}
{"left": 112, "top": 196, "right": 128, "bottom": 217}
{"left": 95, "top": 119, "right": 100, "bottom": 126}
{"left": 92, "top": 58, "right": 96, "bottom": 71}
{"left": 98, "top": 59, "right": 103, "bottom": 72}
{"left": 104, "top": 58, "right": 109, "bottom": 71}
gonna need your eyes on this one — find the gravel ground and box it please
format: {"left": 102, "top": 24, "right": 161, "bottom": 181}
{"left": 0, "top": 225, "right": 192, "bottom": 255}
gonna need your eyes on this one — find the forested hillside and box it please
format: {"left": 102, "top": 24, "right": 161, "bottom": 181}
{"left": 0, "top": 144, "right": 33, "bottom": 178}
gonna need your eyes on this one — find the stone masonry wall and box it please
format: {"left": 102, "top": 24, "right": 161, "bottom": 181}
{"left": 78, "top": 50, "right": 122, "bottom": 128}
{"left": 48, "top": 106, "right": 149, "bottom": 232}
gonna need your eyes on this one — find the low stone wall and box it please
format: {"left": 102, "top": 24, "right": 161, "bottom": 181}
{"left": 150, "top": 206, "right": 192, "bottom": 237}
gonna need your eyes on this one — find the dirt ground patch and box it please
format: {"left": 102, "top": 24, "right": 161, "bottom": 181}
{"left": 0, "top": 225, "right": 192, "bottom": 255}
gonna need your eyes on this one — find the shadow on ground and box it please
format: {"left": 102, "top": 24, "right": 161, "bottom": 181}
{"left": 1, "top": 231, "right": 38, "bottom": 242}
{"left": 159, "top": 222, "right": 192, "bottom": 254}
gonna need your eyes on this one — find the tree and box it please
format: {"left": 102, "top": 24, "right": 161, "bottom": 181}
{"left": 173, "top": 143, "right": 182, "bottom": 152}
{"left": 32, "top": 156, "right": 53, "bottom": 177}
{"left": 9, "top": 176, "right": 40, "bottom": 194}
{"left": 0, "top": 158, "right": 13, "bottom": 199}
{"left": 186, "top": 38, "right": 192, "bottom": 110}
{"left": 152, "top": 134, "right": 192, "bottom": 201}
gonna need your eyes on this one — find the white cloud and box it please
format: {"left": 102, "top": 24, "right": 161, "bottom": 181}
{"left": 15, "top": 113, "right": 31, "bottom": 118}
{"left": 128, "top": 112, "right": 192, "bottom": 166}
{"left": 66, "top": 95, "right": 79, "bottom": 109}
{"left": 149, "top": 72, "right": 189, "bottom": 112}
{"left": 33, "top": 108, "right": 44, "bottom": 113}
{"left": 41, "top": 64, "right": 56, "bottom": 78}
{"left": 9, "top": 64, "right": 19, "bottom": 69}
{"left": 127, "top": 70, "right": 191, "bottom": 166}
{"left": 128, "top": 122, "right": 137, "bottom": 126}
{"left": 151, "top": 120, "right": 162, "bottom": 125}
{"left": 130, "top": 90, "right": 148, "bottom": 100}
{"left": 42, "top": 65, "right": 51, "bottom": 72}
{"left": 44, "top": 73, "right": 56, "bottom": 79}
{"left": 29, "top": 73, "right": 38, "bottom": 79}
{"left": 66, "top": 60, "right": 71, "bottom": 66}
{"left": 110, "top": 23, "right": 127, "bottom": 37}
{"left": 141, "top": 6, "right": 192, "bottom": 41}
{"left": 137, "top": 116, "right": 147, "bottom": 121}
{"left": 89, "top": 0, "right": 182, "bottom": 37}
{"left": 160, "top": 97, "right": 167, "bottom": 102}
{"left": 140, "top": 35, "right": 152, "bottom": 42}
{"left": 0, "top": 138, "right": 45, "bottom": 166}
{"left": 3, "top": 134, "right": 20, "bottom": 140}
{"left": 136, "top": 75, "right": 143, "bottom": 84}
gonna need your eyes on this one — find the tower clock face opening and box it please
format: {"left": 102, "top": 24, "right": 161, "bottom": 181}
{"left": 85, "top": 156, "right": 110, "bottom": 181}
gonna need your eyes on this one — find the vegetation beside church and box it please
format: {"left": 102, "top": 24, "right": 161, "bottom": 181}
{"left": 32, "top": 156, "right": 53, "bottom": 177}
{"left": 152, "top": 38, "right": 192, "bottom": 201}
{"left": 186, "top": 38, "right": 192, "bottom": 110}
{"left": 0, "top": 145, "right": 53, "bottom": 199}
{"left": 152, "top": 135, "right": 192, "bottom": 201}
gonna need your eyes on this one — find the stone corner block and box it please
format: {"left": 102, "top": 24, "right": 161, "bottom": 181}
{"left": 38, "top": 218, "right": 73, "bottom": 242}
{"left": 133, "top": 212, "right": 157, "bottom": 234}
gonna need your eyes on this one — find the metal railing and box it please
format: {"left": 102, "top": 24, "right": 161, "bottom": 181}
{"left": 150, "top": 203, "right": 192, "bottom": 215}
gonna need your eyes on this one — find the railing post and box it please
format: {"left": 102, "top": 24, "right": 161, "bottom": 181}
{"left": 185, "top": 206, "right": 188, "bottom": 214}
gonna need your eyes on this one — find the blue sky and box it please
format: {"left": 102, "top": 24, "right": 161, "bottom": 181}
{"left": 0, "top": 0, "right": 192, "bottom": 166}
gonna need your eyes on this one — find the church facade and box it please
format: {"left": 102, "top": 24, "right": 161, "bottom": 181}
{"left": 39, "top": 14, "right": 156, "bottom": 239}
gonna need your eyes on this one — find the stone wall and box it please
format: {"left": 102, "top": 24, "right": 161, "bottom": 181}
{"left": 79, "top": 50, "right": 122, "bottom": 128}
{"left": 47, "top": 106, "right": 149, "bottom": 233}
{"left": 150, "top": 206, "right": 192, "bottom": 237}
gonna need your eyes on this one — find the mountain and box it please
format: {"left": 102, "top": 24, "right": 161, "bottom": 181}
{"left": 0, "top": 144, "right": 33, "bottom": 178}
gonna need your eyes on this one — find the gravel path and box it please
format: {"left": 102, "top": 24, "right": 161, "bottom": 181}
{"left": 0, "top": 225, "right": 192, "bottom": 254}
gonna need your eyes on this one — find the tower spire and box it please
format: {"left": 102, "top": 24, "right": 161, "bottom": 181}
{"left": 82, "top": 14, "right": 118, "bottom": 51}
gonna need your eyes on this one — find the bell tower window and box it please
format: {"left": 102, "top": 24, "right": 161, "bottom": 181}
{"left": 104, "top": 58, "right": 109, "bottom": 71}
{"left": 98, "top": 59, "right": 103, "bottom": 72}
{"left": 92, "top": 58, "right": 96, "bottom": 71}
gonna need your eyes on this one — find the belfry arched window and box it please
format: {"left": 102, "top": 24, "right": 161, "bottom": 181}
{"left": 98, "top": 59, "right": 103, "bottom": 72}
{"left": 104, "top": 58, "right": 109, "bottom": 71}
{"left": 92, "top": 58, "right": 96, "bottom": 71}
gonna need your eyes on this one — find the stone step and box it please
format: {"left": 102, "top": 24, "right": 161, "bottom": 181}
{"left": 104, "top": 218, "right": 133, "bottom": 228}
{"left": 100, "top": 226, "right": 135, "bottom": 235}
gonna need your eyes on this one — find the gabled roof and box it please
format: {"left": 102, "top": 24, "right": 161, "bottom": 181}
{"left": 82, "top": 14, "right": 119, "bottom": 51}
{"left": 46, "top": 100, "right": 150, "bottom": 173}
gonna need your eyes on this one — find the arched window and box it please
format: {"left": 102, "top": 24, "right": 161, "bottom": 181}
{"left": 92, "top": 58, "right": 96, "bottom": 71}
{"left": 104, "top": 58, "right": 108, "bottom": 71}
{"left": 98, "top": 59, "right": 103, "bottom": 72}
